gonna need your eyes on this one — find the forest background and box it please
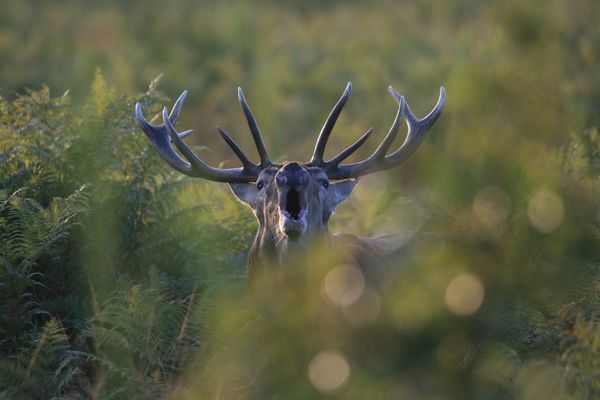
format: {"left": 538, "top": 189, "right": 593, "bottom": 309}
{"left": 1, "top": 0, "right": 600, "bottom": 398}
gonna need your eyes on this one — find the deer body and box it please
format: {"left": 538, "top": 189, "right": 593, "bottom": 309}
{"left": 135, "top": 83, "right": 445, "bottom": 283}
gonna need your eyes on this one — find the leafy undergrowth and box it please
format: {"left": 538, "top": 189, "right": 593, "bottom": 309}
{"left": 0, "top": 73, "right": 253, "bottom": 399}
{"left": 0, "top": 75, "right": 599, "bottom": 399}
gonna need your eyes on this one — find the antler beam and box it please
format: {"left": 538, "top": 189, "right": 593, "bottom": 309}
{"left": 135, "top": 89, "right": 270, "bottom": 183}
{"left": 311, "top": 83, "right": 446, "bottom": 180}
{"left": 136, "top": 83, "right": 444, "bottom": 183}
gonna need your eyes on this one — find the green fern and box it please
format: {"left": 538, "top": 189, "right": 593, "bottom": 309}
{"left": 85, "top": 269, "right": 201, "bottom": 399}
{"left": 0, "top": 318, "right": 92, "bottom": 399}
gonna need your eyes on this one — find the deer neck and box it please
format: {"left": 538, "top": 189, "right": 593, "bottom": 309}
{"left": 247, "top": 223, "right": 329, "bottom": 274}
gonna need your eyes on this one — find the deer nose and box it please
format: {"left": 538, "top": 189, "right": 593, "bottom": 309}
{"left": 276, "top": 162, "right": 309, "bottom": 190}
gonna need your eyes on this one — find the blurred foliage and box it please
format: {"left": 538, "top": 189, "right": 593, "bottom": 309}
{"left": 0, "top": 0, "right": 600, "bottom": 399}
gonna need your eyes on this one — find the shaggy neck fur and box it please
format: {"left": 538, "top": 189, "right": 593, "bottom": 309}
{"left": 247, "top": 212, "right": 330, "bottom": 277}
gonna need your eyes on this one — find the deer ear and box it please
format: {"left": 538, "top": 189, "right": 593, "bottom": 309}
{"left": 229, "top": 183, "right": 257, "bottom": 208}
{"left": 331, "top": 179, "right": 358, "bottom": 208}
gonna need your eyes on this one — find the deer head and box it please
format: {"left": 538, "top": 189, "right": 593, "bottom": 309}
{"left": 135, "top": 83, "right": 445, "bottom": 269}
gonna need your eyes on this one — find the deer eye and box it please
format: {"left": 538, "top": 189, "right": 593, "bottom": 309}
{"left": 320, "top": 180, "right": 329, "bottom": 189}
{"left": 257, "top": 181, "right": 264, "bottom": 191}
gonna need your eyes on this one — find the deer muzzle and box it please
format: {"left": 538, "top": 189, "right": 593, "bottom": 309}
{"left": 278, "top": 187, "right": 308, "bottom": 237}
{"left": 276, "top": 163, "right": 309, "bottom": 237}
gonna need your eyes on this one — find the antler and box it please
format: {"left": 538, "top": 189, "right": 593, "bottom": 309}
{"left": 310, "top": 83, "right": 446, "bottom": 180}
{"left": 135, "top": 89, "right": 271, "bottom": 183}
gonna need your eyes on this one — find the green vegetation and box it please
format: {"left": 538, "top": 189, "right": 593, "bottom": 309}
{"left": 1, "top": 0, "right": 600, "bottom": 398}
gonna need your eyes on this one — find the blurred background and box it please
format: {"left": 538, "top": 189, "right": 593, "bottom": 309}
{"left": 1, "top": 0, "right": 600, "bottom": 399}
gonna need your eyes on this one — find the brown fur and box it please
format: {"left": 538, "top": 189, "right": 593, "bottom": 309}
{"left": 230, "top": 162, "right": 408, "bottom": 285}
{"left": 136, "top": 84, "right": 445, "bottom": 285}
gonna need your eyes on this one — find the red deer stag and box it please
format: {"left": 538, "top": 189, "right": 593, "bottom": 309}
{"left": 135, "top": 83, "right": 445, "bottom": 284}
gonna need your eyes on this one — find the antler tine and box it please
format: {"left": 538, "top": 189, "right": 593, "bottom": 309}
{"left": 238, "top": 87, "right": 271, "bottom": 167}
{"left": 168, "top": 89, "right": 188, "bottom": 123}
{"left": 385, "top": 86, "right": 445, "bottom": 165}
{"left": 135, "top": 100, "right": 191, "bottom": 174}
{"left": 325, "top": 86, "right": 445, "bottom": 180}
{"left": 327, "top": 127, "right": 373, "bottom": 166}
{"left": 322, "top": 104, "right": 403, "bottom": 176}
{"left": 135, "top": 91, "right": 260, "bottom": 183}
{"left": 364, "top": 98, "right": 406, "bottom": 161}
{"left": 216, "top": 126, "right": 258, "bottom": 172}
{"left": 310, "top": 82, "right": 352, "bottom": 165}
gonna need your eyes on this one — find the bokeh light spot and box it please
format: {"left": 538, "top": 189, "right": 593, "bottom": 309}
{"left": 445, "top": 273, "right": 485, "bottom": 316}
{"left": 324, "top": 265, "right": 365, "bottom": 306}
{"left": 308, "top": 351, "right": 350, "bottom": 393}
{"left": 527, "top": 189, "right": 564, "bottom": 233}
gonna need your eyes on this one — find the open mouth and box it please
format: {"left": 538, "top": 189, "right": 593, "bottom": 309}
{"left": 279, "top": 188, "right": 307, "bottom": 221}
{"left": 287, "top": 189, "right": 301, "bottom": 219}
